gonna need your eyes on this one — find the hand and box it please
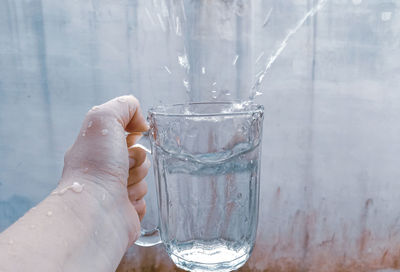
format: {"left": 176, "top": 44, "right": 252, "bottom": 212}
{"left": 60, "top": 95, "right": 150, "bottom": 247}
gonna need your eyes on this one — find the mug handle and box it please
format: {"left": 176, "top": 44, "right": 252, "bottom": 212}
{"left": 130, "top": 131, "right": 162, "bottom": 247}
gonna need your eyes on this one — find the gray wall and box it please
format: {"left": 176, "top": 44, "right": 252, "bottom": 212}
{"left": 1, "top": 0, "right": 400, "bottom": 270}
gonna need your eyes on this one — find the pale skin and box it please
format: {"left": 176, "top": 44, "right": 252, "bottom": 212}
{"left": 0, "top": 95, "right": 150, "bottom": 272}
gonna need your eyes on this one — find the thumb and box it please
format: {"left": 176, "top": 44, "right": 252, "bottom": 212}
{"left": 88, "top": 95, "right": 148, "bottom": 133}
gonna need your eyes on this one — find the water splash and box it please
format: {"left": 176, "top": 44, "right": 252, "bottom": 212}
{"left": 250, "top": 0, "right": 328, "bottom": 99}
{"left": 157, "top": 13, "right": 166, "bottom": 32}
{"left": 262, "top": 8, "right": 273, "bottom": 28}
{"left": 232, "top": 55, "right": 239, "bottom": 66}
{"left": 164, "top": 65, "right": 172, "bottom": 74}
{"left": 178, "top": 54, "right": 190, "bottom": 71}
{"left": 255, "top": 52, "right": 265, "bottom": 64}
{"left": 145, "top": 7, "right": 156, "bottom": 26}
{"left": 183, "top": 79, "right": 190, "bottom": 92}
{"left": 175, "top": 16, "right": 182, "bottom": 36}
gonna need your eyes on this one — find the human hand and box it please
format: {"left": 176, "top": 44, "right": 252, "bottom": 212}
{"left": 60, "top": 95, "right": 150, "bottom": 247}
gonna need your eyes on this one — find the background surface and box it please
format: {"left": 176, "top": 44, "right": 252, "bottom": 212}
{"left": 1, "top": 0, "right": 400, "bottom": 271}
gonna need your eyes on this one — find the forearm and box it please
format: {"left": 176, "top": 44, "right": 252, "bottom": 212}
{"left": 0, "top": 179, "right": 131, "bottom": 272}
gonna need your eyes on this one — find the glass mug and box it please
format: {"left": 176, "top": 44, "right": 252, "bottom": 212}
{"left": 132, "top": 102, "right": 264, "bottom": 272}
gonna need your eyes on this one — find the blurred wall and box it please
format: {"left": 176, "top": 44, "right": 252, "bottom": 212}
{"left": 1, "top": 0, "right": 400, "bottom": 271}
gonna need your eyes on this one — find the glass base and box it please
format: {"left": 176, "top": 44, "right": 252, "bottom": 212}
{"left": 168, "top": 243, "right": 250, "bottom": 272}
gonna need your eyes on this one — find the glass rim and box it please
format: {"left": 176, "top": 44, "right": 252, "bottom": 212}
{"left": 148, "top": 101, "right": 264, "bottom": 117}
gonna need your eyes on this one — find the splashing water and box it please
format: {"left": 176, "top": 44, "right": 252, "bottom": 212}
{"left": 250, "top": 0, "right": 328, "bottom": 99}
{"left": 178, "top": 54, "right": 190, "bottom": 71}
{"left": 232, "top": 55, "right": 239, "bottom": 66}
{"left": 255, "top": 52, "right": 265, "bottom": 64}
{"left": 262, "top": 8, "right": 273, "bottom": 28}
{"left": 164, "top": 65, "right": 172, "bottom": 74}
{"left": 157, "top": 13, "right": 166, "bottom": 32}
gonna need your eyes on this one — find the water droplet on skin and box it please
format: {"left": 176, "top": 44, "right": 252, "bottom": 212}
{"left": 88, "top": 120, "right": 93, "bottom": 128}
{"left": 82, "top": 130, "right": 86, "bottom": 137}
{"left": 71, "top": 182, "right": 84, "bottom": 193}
{"left": 47, "top": 211, "right": 53, "bottom": 217}
{"left": 101, "top": 129, "right": 108, "bottom": 136}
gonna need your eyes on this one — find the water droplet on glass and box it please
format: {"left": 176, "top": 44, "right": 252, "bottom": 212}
{"left": 47, "top": 211, "right": 53, "bottom": 217}
{"left": 212, "top": 82, "right": 217, "bottom": 86}
{"left": 381, "top": 11, "right": 392, "bottom": 21}
{"left": 211, "top": 90, "right": 217, "bottom": 93}
{"left": 101, "top": 129, "right": 108, "bottom": 136}
{"left": 71, "top": 182, "right": 84, "bottom": 193}
{"left": 201, "top": 67, "right": 206, "bottom": 74}
{"left": 212, "top": 95, "right": 217, "bottom": 100}
{"left": 88, "top": 120, "right": 93, "bottom": 128}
